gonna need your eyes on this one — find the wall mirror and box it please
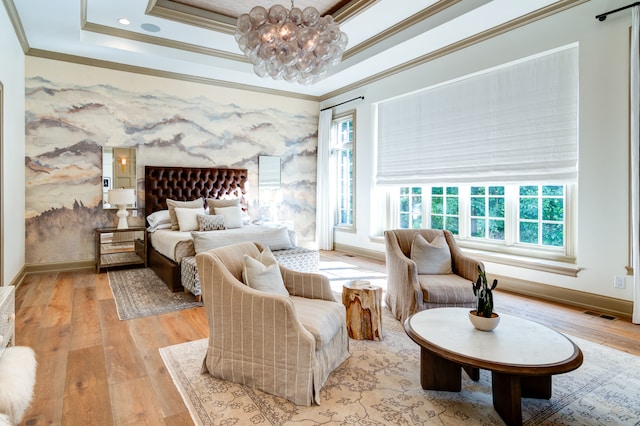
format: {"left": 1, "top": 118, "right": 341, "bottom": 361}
{"left": 102, "top": 147, "right": 137, "bottom": 208}
{"left": 258, "top": 155, "right": 281, "bottom": 190}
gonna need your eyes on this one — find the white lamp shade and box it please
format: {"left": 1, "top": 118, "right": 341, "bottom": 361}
{"left": 108, "top": 188, "right": 135, "bottom": 206}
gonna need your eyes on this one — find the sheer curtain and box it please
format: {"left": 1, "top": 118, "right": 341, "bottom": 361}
{"left": 316, "top": 109, "right": 334, "bottom": 250}
{"left": 631, "top": 6, "right": 640, "bottom": 324}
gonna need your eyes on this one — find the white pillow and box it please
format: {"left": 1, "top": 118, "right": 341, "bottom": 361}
{"left": 242, "top": 248, "right": 289, "bottom": 296}
{"left": 147, "top": 209, "right": 171, "bottom": 227}
{"left": 214, "top": 206, "right": 243, "bottom": 229}
{"left": 167, "top": 198, "right": 203, "bottom": 230}
{"left": 175, "top": 207, "right": 205, "bottom": 232}
{"left": 410, "top": 233, "right": 453, "bottom": 274}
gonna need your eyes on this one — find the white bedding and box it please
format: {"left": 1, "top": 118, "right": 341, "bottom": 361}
{"left": 149, "top": 225, "right": 295, "bottom": 263}
{"left": 148, "top": 229, "right": 194, "bottom": 263}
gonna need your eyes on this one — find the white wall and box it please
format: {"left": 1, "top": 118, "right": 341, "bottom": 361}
{"left": 323, "top": 0, "right": 634, "bottom": 302}
{"left": 0, "top": 4, "right": 26, "bottom": 285}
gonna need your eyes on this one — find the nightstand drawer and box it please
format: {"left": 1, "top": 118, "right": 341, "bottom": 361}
{"left": 0, "top": 286, "right": 16, "bottom": 358}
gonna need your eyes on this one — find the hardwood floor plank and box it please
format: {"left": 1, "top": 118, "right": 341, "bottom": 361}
{"left": 62, "top": 345, "right": 113, "bottom": 425}
{"left": 95, "top": 271, "right": 114, "bottom": 301}
{"left": 41, "top": 273, "right": 74, "bottom": 328}
{"left": 68, "top": 286, "right": 102, "bottom": 351}
{"left": 110, "top": 377, "right": 166, "bottom": 425}
{"left": 102, "top": 320, "right": 147, "bottom": 385}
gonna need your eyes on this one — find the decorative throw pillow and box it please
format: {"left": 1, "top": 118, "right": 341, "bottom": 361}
{"left": 410, "top": 233, "right": 453, "bottom": 274}
{"left": 175, "top": 207, "right": 205, "bottom": 232}
{"left": 242, "top": 248, "right": 289, "bottom": 296}
{"left": 167, "top": 198, "right": 203, "bottom": 230}
{"left": 146, "top": 209, "right": 170, "bottom": 228}
{"left": 197, "top": 214, "right": 226, "bottom": 231}
{"left": 214, "top": 206, "right": 243, "bottom": 229}
{"left": 205, "top": 197, "right": 240, "bottom": 212}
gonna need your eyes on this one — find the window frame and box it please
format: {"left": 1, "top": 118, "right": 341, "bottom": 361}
{"left": 331, "top": 111, "right": 356, "bottom": 232}
{"left": 393, "top": 183, "right": 577, "bottom": 265}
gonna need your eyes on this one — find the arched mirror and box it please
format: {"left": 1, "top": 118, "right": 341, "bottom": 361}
{"left": 102, "top": 147, "right": 137, "bottom": 208}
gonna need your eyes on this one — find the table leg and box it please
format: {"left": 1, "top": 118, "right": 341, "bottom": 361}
{"left": 463, "top": 365, "right": 480, "bottom": 381}
{"left": 420, "top": 347, "right": 461, "bottom": 391}
{"left": 521, "top": 375, "right": 552, "bottom": 399}
{"left": 491, "top": 372, "right": 522, "bottom": 426}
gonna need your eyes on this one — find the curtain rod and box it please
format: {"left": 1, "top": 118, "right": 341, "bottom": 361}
{"left": 320, "top": 96, "right": 364, "bottom": 111}
{"left": 596, "top": 2, "right": 640, "bottom": 21}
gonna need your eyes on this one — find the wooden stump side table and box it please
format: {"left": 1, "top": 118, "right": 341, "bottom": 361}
{"left": 342, "top": 280, "right": 383, "bottom": 341}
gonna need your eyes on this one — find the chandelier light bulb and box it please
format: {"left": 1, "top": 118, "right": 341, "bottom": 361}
{"left": 235, "top": 4, "right": 348, "bottom": 85}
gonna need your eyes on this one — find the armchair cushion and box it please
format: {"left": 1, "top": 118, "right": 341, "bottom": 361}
{"left": 293, "top": 296, "right": 346, "bottom": 347}
{"left": 410, "top": 233, "right": 452, "bottom": 274}
{"left": 242, "top": 248, "right": 289, "bottom": 296}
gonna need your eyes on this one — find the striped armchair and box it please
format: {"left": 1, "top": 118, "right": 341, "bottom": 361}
{"left": 384, "top": 229, "right": 483, "bottom": 324}
{"left": 196, "top": 242, "right": 350, "bottom": 406}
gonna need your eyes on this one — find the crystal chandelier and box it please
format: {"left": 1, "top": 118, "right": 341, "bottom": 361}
{"left": 235, "top": 2, "right": 348, "bottom": 85}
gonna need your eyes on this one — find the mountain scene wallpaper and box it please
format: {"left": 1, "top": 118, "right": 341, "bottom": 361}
{"left": 24, "top": 64, "right": 319, "bottom": 265}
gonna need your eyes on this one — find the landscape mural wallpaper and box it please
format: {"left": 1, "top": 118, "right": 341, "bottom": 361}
{"left": 25, "top": 59, "right": 319, "bottom": 265}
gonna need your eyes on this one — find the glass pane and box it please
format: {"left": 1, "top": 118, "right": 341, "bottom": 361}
{"left": 432, "top": 196, "right": 443, "bottom": 214}
{"left": 542, "top": 198, "right": 564, "bottom": 221}
{"left": 519, "top": 198, "right": 538, "bottom": 220}
{"left": 489, "top": 186, "right": 504, "bottom": 196}
{"left": 488, "top": 219, "right": 505, "bottom": 240}
{"left": 520, "top": 185, "right": 538, "bottom": 196}
{"left": 542, "top": 223, "right": 564, "bottom": 246}
{"left": 542, "top": 185, "right": 563, "bottom": 196}
{"left": 400, "top": 214, "right": 409, "bottom": 228}
{"left": 411, "top": 199, "right": 422, "bottom": 214}
{"left": 431, "top": 215, "right": 444, "bottom": 229}
{"left": 400, "top": 187, "right": 410, "bottom": 195}
{"left": 471, "top": 218, "right": 485, "bottom": 238}
{"left": 471, "top": 197, "right": 485, "bottom": 216}
{"left": 446, "top": 187, "right": 458, "bottom": 195}
{"left": 432, "top": 187, "right": 443, "bottom": 195}
{"left": 445, "top": 217, "right": 459, "bottom": 235}
{"left": 446, "top": 196, "right": 458, "bottom": 215}
{"left": 411, "top": 215, "right": 422, "bottom": 229}
{"left": 400, "top": 196, "right": 409, "bottom": 212}
{"left": 488, "top": 197, "right": 504, "bottom": 218}
{"left": 519, "top": 222, "right": 539, "bottom": 244}
{"left": 412, "top": 187, "right": 422, "bottom": 195}
{"left": 470, "top": 186, "right": 485, "bottom": 196}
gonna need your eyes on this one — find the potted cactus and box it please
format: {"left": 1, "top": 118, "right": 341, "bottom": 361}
{"left": 469, "top": 266, "right": 500, "bottom": 331}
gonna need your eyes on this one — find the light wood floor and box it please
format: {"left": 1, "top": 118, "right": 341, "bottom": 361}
{"left": 13, "top": 250, "right": 640, "bottom": 425}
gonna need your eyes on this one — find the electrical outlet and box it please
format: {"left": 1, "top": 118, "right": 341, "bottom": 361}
{"left": 613, "top": 275, "right": 626, "bottom": 289}
{"left": 131, "top": 210, "right": 138, "bottom": 217}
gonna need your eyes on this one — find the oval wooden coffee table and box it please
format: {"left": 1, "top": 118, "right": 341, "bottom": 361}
{"left": 405, "top": 308, "right": 583, "bottom": 426}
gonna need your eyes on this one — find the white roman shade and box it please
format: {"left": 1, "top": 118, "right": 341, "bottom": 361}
{"left": 377, "top": 45, "right": 579, "bottom": 185}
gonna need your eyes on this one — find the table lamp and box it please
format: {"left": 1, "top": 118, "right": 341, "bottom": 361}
{"left": 108, "top": 188, "right": 136, "bottom": 229}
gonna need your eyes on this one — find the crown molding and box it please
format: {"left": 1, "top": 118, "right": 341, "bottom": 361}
{"left": 321, "top": 0, "right": 589, "bottom": 101}
{"left": 26, "top": 49, "right": 320, "bottom": 102}
{"left": 146, "top": 0, "right": 237, "bottom": 34}
{"left": 343, "top": 0, "right": 461, "bottom": 61}
{"left": 2, "top": 0, "right": 29, "bottom": 53}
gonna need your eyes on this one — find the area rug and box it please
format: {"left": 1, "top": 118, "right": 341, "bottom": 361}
{"left": 108, "top": 268, "right": 203, "bottom": 320}
{"left": 160, "top": 309, "right": 640, "bottom": 425}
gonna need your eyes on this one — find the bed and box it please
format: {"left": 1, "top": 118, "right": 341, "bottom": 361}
{"left": 144, "top": 165, "right": 319, "bottom": 294}
{"left": 145, "top": 165, "right": 249, "bottom": 291}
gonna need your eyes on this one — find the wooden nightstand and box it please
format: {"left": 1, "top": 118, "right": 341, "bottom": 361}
{"left": 95, "top": 227, "right": 147, "bottom": 273}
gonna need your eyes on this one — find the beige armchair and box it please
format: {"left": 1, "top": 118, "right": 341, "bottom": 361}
{"left": 384, "top": 229, "right": 483, "bottom": 323}
{"left": 196, "top": 242, "right": 349, "bottom": 406}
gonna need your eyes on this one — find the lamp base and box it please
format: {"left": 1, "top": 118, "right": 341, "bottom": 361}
{"left": 116, "top": 205, "right": 129, "bottom": 229}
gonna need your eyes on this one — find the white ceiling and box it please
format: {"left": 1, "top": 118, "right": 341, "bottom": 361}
{"left": 10, "top": 0, "right": 571, "bottom": 99}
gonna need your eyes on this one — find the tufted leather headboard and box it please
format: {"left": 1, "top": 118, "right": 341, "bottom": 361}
{"left": 144, "top": 166, "right": 248, "bottom": 218}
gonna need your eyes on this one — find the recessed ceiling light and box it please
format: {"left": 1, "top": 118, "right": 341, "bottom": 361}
{"left": 141, "top": 23, "right": 161, "bottom": 33}
{"left": 118, "top": 18, "right": 131, "bottom": 26}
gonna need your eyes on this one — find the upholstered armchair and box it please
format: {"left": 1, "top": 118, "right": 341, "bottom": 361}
{"left": 196, "top": 242, "right": 350, "bottom": 406}
{"left": 384, "top": 229, "right": 483, "bottom": 324}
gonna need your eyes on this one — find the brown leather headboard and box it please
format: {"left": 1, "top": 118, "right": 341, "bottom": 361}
{"left": 144, "top": 166, "right": 248, "bottom": 218}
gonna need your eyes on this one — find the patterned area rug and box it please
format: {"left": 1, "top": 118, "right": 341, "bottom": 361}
{"left": 108, "top": 268, "right": 203, "bottom": 320}
{"left": 160, "top": 309, "right": 640, "bottom": 425}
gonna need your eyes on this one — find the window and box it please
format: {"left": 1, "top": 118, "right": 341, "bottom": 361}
{"left": 396, "top": 183, "right": 571, "bottom": 260}
{"left": 332, "top": 113, "right": 355, "bottom": 228}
